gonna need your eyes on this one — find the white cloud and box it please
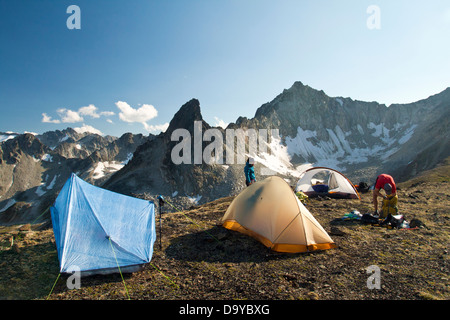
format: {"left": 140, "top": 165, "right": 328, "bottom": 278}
{"left": 214, "top": 117, "right": 228, "bottom": 129}
{"left": 116, "top": 101, "right": 158, "bottom": 123}
{"left": 78, "top": 104, "right": 100, "bottom": 118}
{"left": 57, "top": 108, "right": 84, "bottom": 123}
{"left": 42, "top": 104, "right": 115, "bottom": 124}
{"left": 144, "top": 122, "right": 169, "bottom": 133}
{"left": 100, "top": 111, "right": 115, "bottom": 117}
{"left": 73, "top": 124, "right": 103, "bottom": 136}
{"left": 42, "top": 113, "right": 61, "bottom": 124}
{"left": 115, "top": 101, "right": 161, "bottom": 132}
{"left": 79, "top": 104, "right": 115, "bottom": 118}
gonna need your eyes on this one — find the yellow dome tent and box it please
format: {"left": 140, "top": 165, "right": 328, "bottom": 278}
{"left": 221, "top": 176, "right": 337, "bottom": 253}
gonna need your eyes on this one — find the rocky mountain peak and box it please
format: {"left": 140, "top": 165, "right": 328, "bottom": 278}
{"left": 166, "top": 98, "right": 204, "bottom": 135}
{"left": 1, "top": 81, "right": 449, "bottom": 225}
{"left": 118, "top": 132, "right": 136, "bottom": 142}
{"left": 0, "top": 133, "right": 49, "bottom": 164}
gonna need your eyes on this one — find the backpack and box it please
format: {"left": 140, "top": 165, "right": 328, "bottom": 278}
{"left": 358, "top": 181, "right": 370, "bottom": 193}
{"left": 381, "top": 214, "right": 405, "bottom": 229}
{"left": 361, "top": 213, "right": 380, "bottom": 224}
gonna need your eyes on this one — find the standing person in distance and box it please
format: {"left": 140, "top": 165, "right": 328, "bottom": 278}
{"left": 244, "top": 157, "right": 256, "bottom": 187}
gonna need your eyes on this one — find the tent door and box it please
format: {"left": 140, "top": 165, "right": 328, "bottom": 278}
{"left": 328, "top": 172, "right": 339, "bottom": 191}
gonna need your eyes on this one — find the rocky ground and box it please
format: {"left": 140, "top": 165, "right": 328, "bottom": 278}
{"left": 0, "top": 165, "right": 448, "bottom": 302}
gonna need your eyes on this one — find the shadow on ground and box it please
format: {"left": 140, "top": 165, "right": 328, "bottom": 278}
{"left": 164, "top": 225, "right": 325, "bottom": 264}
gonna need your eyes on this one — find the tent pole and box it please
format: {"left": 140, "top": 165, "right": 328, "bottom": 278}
{"left": 159, "top": 208, "right": 162, "bottom": 250}
{"left": 157, "top": 195, "right": 165, "bottom": 250}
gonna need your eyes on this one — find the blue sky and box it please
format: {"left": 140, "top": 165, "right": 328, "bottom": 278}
{"left": 1, "top": 0, "right": 449, "bottom": 137}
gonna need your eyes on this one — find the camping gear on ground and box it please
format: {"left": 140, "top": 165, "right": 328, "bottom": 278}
{"left": 380, "top": 214, "right": 406, "bottom": 229}
{"left": 361, "top": 213, "right": 380, "bottom": 224}
{"left": 409, "top": 219, "right": 426, "bottom": 229}
{"left": 342, "top": 210, "right": 362, "bottom": 220}
{"left": 221, "top": 176, "right": 337, "bottom": 253}
{"left": 360, "top": 212, "right": 409, "bottom": 229}
{"left": 295, "top": 191, "right": 309, "bottom": 204}
{"left": 312, "top": 184, "right": 329, "bottom": 193}
{"left": 381, "top": 194, "right": 398, "bottom": 218}
{"left": 50, "top": 173, "right": 156, "bottom": 276}
{"left": 356, "top": 181, "right": 370, "bottom": 193}
{"left": 295, "top": 167, "right": 360, "bottom": 199}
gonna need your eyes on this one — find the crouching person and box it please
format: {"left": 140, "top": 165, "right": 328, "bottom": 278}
{"left": 372, "top": 174, "right": 398, "bottom": 218}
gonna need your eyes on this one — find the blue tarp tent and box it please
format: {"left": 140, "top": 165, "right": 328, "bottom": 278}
{"left": 51, "top": 173, "right": 156, "bottom": 275}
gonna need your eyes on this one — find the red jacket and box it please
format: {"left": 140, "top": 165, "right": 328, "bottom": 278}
{"left": 375, "top": 174, "right": 396, "bottom": 194}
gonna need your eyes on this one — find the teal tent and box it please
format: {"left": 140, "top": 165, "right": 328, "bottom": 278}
{"left": 51, "top": 173, "right": 156, "bottom": 275}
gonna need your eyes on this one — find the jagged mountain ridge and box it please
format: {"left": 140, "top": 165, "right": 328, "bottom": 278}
{"left": 103, "top": 99, "right": 236, "bottom": 200}
{"left": 105, "top": 81, "right": 450, "bottom": 204}
{"left": 233, "top": 81, "right": 450, "bottom": 180}
{"left": 1, "top": 81, "right": 449, "bottom": 225}
{"left": 0, "top": 130, "right": 151, "bottom": 224}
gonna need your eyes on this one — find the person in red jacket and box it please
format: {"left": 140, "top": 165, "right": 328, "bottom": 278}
{"left": 372, "top": 174, "right": 398, "bottom": 218}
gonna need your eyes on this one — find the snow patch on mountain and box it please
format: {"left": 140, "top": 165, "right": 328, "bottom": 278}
{"left": 0, "top": 198, "right": 16, "bottom": 213}
{"left": 187, "top": 194, "right": 202, "bottom": 204}
{"left": 284, "top": 127, "right": 344, "bottom": 170}
{"left": 47, "top": 174, "right": 58, "bottom": 190}
{"left": 0, "top": 134, "right": 16, "bottom": 143}
{"left": 35, "top": 183, "right": 47, "bottom": 196}
{"left": 59, "top": 135, "right": 70, "bottom": 142}
{"left": 92, "top": 161, "right": 125, "bottom": 179}
{"left": 283, "top": 122, "right": 419, "bottom": 172}
{"left": 123, "top": 152, "right": 134, "bottom": 165}
{"left": 398, "top": 125, "right": 417, "bottom": 144}
{"left": 252, "top": 132, "right": 302, "bottom": 178}
{"left": 41, "top": 154, "right": 53, "bottom": 162}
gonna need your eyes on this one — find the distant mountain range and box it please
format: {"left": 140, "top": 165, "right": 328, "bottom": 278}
{"left": 1, "top": 81, "right": 449, "bottom": 225}
{"left": 232, "top": 81, "right": 450, "bottom": 182}
{"left": 0, "top": 128, "right": 150, "bottom": 224}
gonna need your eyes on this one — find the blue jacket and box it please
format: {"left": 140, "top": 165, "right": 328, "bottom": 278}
{"left": 244, "top": 163, "right": 256, "bottom": 183}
